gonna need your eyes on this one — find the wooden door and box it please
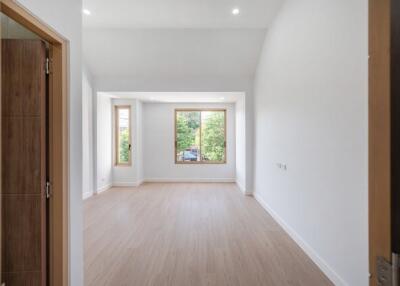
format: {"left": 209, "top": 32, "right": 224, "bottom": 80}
{"left": 1, "top": 39, "right": 47, "bottom": 285}
{"left": 369, "top": 0, "right": 392, "bottom": 285}
{"left": 392, "top": 0, "right": 400, "bottom": 269}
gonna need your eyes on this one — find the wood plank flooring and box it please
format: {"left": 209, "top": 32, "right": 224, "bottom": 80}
{"left": 84, "top": 183, "right": 332, "bottom": 286}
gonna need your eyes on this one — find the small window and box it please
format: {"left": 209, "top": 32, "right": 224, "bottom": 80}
{"left": 175, "top": 109, "right": 226, "bottom": 164}
{"left": 115, "top": 106, "right": 131, "bottom": 166}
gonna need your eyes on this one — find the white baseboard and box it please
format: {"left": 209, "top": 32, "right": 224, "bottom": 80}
{"left": 82, "top": 192, "right": 93, "bottom": 200}
{"left": 97, "top": 183, "right": 112, "bottom": 194}
{"left": 236, "top": 181, "right": 252, "bottom": 195}
{"left": 113, "top": 181, "right": 143, "bottom": 187}
{"left": 144, "top": 178, "right": 236, "bottom": 183}
{"left": 253, "top": 192, "right": 347, "bottom": 286}
{"left": 94, "top": 181, "right": 145, "bottom": 194}
{"left": 236, "top": 181, "right": 246, "bottom": 193}
{"left": 96, "top": 179, "right": 237, "bottom": 190}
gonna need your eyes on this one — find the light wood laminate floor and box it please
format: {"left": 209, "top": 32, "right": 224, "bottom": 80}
{"left": 84, "top": 183, "right": 332, "bottom": 286}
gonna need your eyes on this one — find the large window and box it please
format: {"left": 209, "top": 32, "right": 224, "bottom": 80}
{"left": 175, "top": 109, "right": 226, "bottom": 164}
{"left": 115, "top": 106, "right": 132, "bottom": 166}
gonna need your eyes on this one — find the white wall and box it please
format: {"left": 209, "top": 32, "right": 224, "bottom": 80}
{"left": 94, "top": 77, "right": 254, "bottom": 192}
{"left": 96, "top": 94, "right": 113, "bottom": 192}
{"left": 136, "top": 101, "right": 144, "bottom": 183}
{"left": 253, "top": 1, "right": 368, "bottom": 285}
{"left": 143, "top": 103, "right": 236, "bottom": 182}
{"left": 16, "top": 0, "right": 84, "bottom": 285}
{"left": 95, "top": 97, "right": 238, "bottom": 186}
{"left": 235, "top": 97, "right": 246, "bottom": 193}
{"left": 112, "top": 99, "right": 144, "bottom": 186}
{"left": 245, "top": 86, "right": 254, "bottom": 193}
{"left": 82, "top": 69, "right": 94, "bottom": 199}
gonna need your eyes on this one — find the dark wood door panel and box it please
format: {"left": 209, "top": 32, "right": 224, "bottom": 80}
{"left": 2, "top": 272, "right": 41, "bottom": 286}
{"left": 1, "top": 40, "right": 45, "bottom": 117}
{"left": 2, "top": 117, "right": 41, "bottom": 195}
{"left": 1, "top": 39, "right": 47, "bottom": 285}
{"left": 392, "top": 0, "right": 400, "bottom": 254}
{"left": 24, "top": 117, "right": 42, "bottom": 195}
{"left": 2, "top": 195, "right": 42, "bottom": 272}
{"left": 2, "top": 117, "right": 23, "bottom": 194}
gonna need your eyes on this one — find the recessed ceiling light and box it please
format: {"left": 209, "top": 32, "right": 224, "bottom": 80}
{"left": 232, "top": 8, "right": 240, "bottom": 15}
{"left": 83, "top": 9, "right": 91, "bottom": 15}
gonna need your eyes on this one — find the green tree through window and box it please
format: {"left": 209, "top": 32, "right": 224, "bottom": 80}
{"left": 176, "top": 111, "right": 199, "bottom": 154}
{"left": 116, "top": 106, "right": 131, "bottom": 165}
{"left": 119, "top": 129, "right": 130, "bottom": 163}
{"left": 176, "top": 110, "right": 225, "bottom": 163}
{"left": 201, "top": 111, "right": 225, "bottom": 162}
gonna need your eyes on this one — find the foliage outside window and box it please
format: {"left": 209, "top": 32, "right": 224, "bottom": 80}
{"left": 115, "top": 106, "right": 131, "bottom": 166}
{"left": 175, "top": 109, "right": 226, "bottom": 164}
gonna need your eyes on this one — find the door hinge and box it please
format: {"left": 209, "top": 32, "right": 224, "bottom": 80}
{"left": 45, "top": 58, "right": 50, "bottom": 75}
{"left": 45, "top": 181, "right": 52, "bottom": 199}
{"left": 377, "top": 254, "right": 400, "bottom": 286}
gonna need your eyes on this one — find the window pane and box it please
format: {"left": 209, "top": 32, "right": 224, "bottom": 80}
{"left": 176, "top": 111, "right": 201, "bottom": 162}
{"left": 117, "top": 107, "right": 130, "bottom": 164}
{"left": 201, "top": 111, "right": 225, "bottom": 162}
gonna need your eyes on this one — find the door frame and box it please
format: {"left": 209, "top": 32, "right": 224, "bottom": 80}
{"left": 369, "top": 0, "right": 392, "bottom": 285}
{"left": 0, "top": 1, "right": 70, "bottom": 285}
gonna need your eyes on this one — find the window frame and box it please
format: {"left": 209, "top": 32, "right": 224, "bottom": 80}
{"left": 174, "top": 108, "right": 227, "bottom": 165}
{"left": 115, "top": 105, "right": 132, "bottom": 166}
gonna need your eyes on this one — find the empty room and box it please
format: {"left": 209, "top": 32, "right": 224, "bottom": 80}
{"left": 1, "top": 0, "right": 399, "bottom": 286}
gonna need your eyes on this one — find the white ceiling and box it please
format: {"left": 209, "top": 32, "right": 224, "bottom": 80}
{"left": 82, "top": 0, "right": 283, "bottom": 29}
{"left": 83, "top": 0, "right": 283, "bottom": 85}
{"left": 84, "top": 28, "right": 267, "bottom": 79}
{"left": 99, "top": 91, "right": 244, "bottom": 103}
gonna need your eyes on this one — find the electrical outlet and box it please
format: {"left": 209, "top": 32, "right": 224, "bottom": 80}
{"left": 277, "top": 163, "right": 287, "bottom": 170}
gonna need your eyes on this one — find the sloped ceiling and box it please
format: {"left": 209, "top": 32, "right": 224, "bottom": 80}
{"left": 82, "top": 0, "right": 283, "bottom": 81}
{"left": 83, "top": 0, "right": 283, "bottom": 29}
{"left": 83, "top": 28, "right": 267, "bottom": 79}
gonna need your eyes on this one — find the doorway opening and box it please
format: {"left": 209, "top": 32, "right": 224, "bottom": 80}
{"left": 1, "top": 11, "right": 49, "bottom": 285}
{"left": 0, "top": 1, "right": 69, "bottom": 285}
